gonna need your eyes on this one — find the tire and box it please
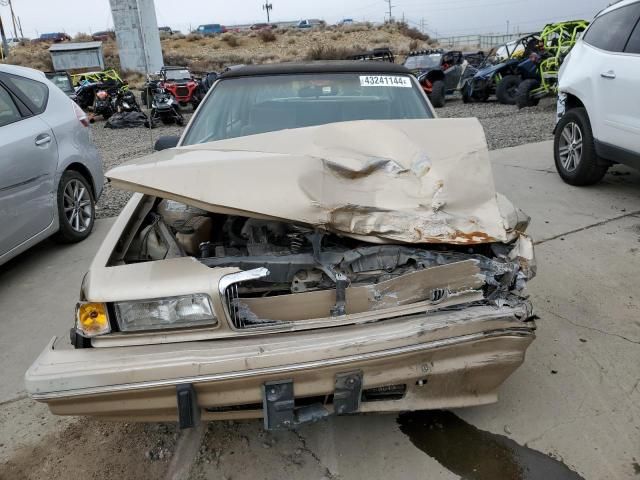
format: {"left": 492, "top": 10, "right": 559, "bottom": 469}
{"left": 53, "top": 170, "right": 95, "bottom": 243}
{"left": 140, "top": 89, "right": 147, "bottom": 108}
{"left": 496, "top": 75, "right": 521, "bottom": 105}
{"left": 554, "top": 108, "right": 609, "bottom": 186}
{"left": 516, "top": 79, "right": 541, "bottom": 109}
{"left": 429, "top": 80, "right": 446, "bottom": 108}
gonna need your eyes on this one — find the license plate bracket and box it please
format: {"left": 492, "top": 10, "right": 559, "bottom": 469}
{"left": 262, "top": 371, "right": 363, "bottom": 430}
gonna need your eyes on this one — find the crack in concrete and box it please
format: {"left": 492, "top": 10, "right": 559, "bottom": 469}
{"left": 0, "top": 394, "right": 28, "bottom": 407}
{"left": 292, "top": 430, "right": 339, "bottom": 479}
{"left": 497, "top": 163, "right": 555, "bottom": 173}
{"left": 535, "top": 210, "right": 640, "bottom": 246}
{"left": 543, "top": 309, "right": 640, "bottom": 345}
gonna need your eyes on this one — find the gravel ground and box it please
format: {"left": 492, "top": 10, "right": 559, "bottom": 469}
{"left": 439, "top": 95, "right": 557, "bottom": 150}
{"left": 91, "top": 97, "right": 556, "bottom": 219}
{"left": 91, "top": 111, "right": 191, "bottom": 219}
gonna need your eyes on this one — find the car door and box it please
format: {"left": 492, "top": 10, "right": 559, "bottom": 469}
{"left": 582, "top": 3, "right": 640, "bottom": 152}
{"left": 0, "top": 74, "right": 58, "bottom": 257}
{"left": 443, "top": 53, "right": 464, "bottom": 91}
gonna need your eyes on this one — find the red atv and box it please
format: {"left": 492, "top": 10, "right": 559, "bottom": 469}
{"left": 158, "top": 66, "right": 203, "bottom": 110}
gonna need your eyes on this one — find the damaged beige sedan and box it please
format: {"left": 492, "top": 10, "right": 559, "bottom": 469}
{"left": 26, "top": 63, "right": 536, "bottom": 430}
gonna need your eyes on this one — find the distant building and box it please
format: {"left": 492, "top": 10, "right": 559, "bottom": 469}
{"left": 49, "top": 42, "right": 105, "bottom": 71}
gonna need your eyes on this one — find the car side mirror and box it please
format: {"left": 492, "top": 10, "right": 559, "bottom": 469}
{"left": 154, "top": 135, "right": 180, "bottom": 151}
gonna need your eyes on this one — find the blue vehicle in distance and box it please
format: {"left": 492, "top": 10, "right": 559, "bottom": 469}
{"left": 195, "top": 24, "right": 227, "bottom": 36}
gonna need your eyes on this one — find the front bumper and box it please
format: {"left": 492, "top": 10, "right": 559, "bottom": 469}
{"left": 26, "top": 304, "right": 535, "bottom": 423}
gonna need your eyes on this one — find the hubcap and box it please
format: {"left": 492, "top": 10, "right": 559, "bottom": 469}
{"left": 63, "top": 179, "right": 92, "bottom": 233}
{"left": 558, "top": 122, "right": 583, "bottom": 172}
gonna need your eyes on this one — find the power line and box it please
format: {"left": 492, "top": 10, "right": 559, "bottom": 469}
{"left": 385, "top": 0, "right": 394, "bottom": 21}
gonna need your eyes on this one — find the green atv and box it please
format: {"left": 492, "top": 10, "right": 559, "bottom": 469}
{"left": 516, "top": 20, "right": 589, "bottom": 108}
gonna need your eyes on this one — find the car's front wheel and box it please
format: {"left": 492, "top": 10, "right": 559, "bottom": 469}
{"left": 54, "top": 170, "right": 95, "bottom": 243}
{"left": 554, "top": 108, "right": 609, "bottom": 186}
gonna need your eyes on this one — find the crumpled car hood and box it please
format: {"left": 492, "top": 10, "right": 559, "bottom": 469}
{"left": 106, "top": 118, "right": 526, "bottom": 245}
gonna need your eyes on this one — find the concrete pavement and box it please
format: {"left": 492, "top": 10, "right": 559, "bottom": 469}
{"left": 1, "top": 140, "right": 639, "bottom": 479}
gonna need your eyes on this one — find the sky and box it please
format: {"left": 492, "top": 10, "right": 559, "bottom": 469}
{"left": 0, "top": 0, "right": 613, "bottom": 40}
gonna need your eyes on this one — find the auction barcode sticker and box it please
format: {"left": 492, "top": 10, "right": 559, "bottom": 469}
{"left": 360, "top": 75, "right": 412, "bottom": 88}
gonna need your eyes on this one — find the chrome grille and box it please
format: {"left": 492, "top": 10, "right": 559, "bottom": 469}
{"left": 224, "top": 282, "right": 242, "bottom": 328}
{"left": 219, "top": 268, "right": 279, "bottom": 330}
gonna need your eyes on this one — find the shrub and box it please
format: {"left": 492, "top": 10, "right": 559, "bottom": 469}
{"left": 305, "top": 45, "right": 356, "bottom": 61}
{"left": 221, "top": 33, "right": 240, "bottom": 47}
{"left": 409, "top": 39, "right": 420, "bottom": 50}
{"left": 258, "top": 29, "right": 277, "bottom": 43}
{"left": 371, "top": 33, "right": 389, "bottom": 44}
{"left": 186, "top": 33, "right": 203, "bottom": 42}
{"left": 73, "top": 32, "right": 92, "bottom": 42}
{"left": 287, "top": 37, "right": 296, "bottom": 45}
{"left": 398, "top": 22, "right": 429, "bottom": 41}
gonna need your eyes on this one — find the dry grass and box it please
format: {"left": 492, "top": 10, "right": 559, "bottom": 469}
{"left": 305, "top": 45, "right": 358, "bottom": 61}
{"left": 2, "top": 23, "right": 437, "bottom": 73}
{"left": 258, "top": 30, "right": 277, "bottom": 43}
{"left": 3, "top": 43, "right": 53, "bottom": 71}
{"left": 73, "top": 32, "right": 93, "bottom": 42}
{"left": 220, "top": 33, "right": 240, "bottom": 47}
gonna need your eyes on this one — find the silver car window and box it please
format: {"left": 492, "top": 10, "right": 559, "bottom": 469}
{"left": 0, "top": 84, "right": 22, "bottom": 127}
{"left": 6, "top": 75, "right": 48, "bottom": 114}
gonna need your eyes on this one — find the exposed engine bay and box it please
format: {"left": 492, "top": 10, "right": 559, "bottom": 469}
{"left": 113, "top": 198, "right": 535, "bottom": 327}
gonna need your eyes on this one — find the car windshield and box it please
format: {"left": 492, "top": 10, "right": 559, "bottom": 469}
{"left": 47, "top": 74, "right": 73, "bottom": 93}
{"left": 182, "top": 73, "right": 432, "bottom": 145}
{"left": 404, "top": 54, "right": 442, "bottom": 70}
{"left": 165, "top": 69, "right": 191, "bottom": 80}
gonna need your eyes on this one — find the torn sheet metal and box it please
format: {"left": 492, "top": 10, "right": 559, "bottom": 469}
{"left": 107, "top": 119, "right": 521, "bottom": 245}
{"left": 237, "top": 260, "right": 483, "bottom": 322}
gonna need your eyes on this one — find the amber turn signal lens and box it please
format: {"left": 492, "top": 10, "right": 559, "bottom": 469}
{"left": 76, "top": 302, "right": 111, "bottom": 337}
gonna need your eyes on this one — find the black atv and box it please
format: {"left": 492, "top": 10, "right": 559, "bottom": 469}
{"left": 460, "top": 33, "right": 541, "bottom": 105}
{"left": 347, "top": 47, "right": 395, "bottom": 63}
{"left": 404, "top": 49, "right": 468, "bottom": 108}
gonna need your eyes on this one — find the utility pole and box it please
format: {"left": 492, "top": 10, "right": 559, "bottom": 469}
{"left": 7, "top": 0, "right": 18, "bottom": 39}
{"left": 262, "top": 2, "right": 273, "bottom": 23}
{"left": 506, "top": 20, "right": 510, "bottom": 35}
{"left": 0, "top": 15, "right": 9, "bottom": 58}
{"left": 385, "top": 0, "right": 393, "bottom": 22}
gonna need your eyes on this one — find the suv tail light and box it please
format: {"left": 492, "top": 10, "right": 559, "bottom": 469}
{"left": 72, "top": 101, "right": 89, "bottom": 127}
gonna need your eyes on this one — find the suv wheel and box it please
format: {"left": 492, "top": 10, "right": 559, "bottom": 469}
{"left": 429, "top": 80, "right": 446, "bottom": 108}
{"left": 554, "top": 108, "right": 609, "bottom": 186}
{"left": 54, "top": 171, "right": 95, "bottom": 243}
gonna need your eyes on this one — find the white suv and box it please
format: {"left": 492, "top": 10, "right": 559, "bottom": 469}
{"left": 554, "top": 0, "right": 640, "bottom": 185}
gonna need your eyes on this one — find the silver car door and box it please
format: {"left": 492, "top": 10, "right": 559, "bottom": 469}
{"left": 0, "top": 81, "right": 58, "bottom": 257}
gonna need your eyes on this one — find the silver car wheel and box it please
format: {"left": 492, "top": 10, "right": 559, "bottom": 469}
{"left": 558, "top": 122, "right": 583, "bottom": 173}
{"left": 63, "top": 179, "right": 92, "bottom": 233}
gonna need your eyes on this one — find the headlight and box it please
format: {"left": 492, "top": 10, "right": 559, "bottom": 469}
{"left": 114, "top": 294, "right": 217, "bottom": 332}
{"left": 76, "top": 302, "right": 111, "bottom": 337}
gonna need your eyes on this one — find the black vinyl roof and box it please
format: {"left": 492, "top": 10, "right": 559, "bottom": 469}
{"left": 219, "top": 61, "right": 411, "bottom": 78}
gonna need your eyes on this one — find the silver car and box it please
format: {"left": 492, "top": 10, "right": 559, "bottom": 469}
{"left": 0, "top": 64, "right": 103, "bottom": 266}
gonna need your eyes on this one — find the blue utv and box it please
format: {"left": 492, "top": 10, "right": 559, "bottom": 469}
{"left": 461, "top": 33, "right": 541, "bottom": 105}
